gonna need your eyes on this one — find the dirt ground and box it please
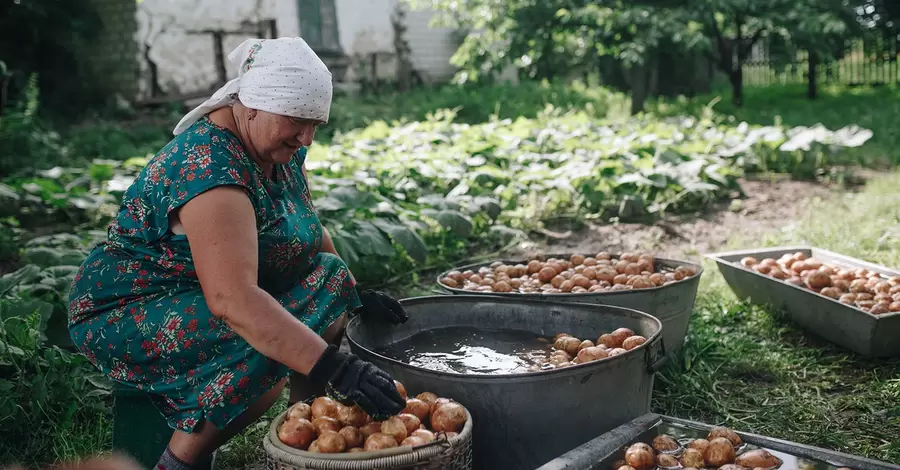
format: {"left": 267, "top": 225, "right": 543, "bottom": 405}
{"left": 523, "top": 177, "right": 843, "bottom": 264}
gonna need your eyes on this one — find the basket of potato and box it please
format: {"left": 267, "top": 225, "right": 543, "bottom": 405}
{"left": 613, "top": 427, "right": 786, "bottom": 470}
{"left": 438, "top": 252, "right": 699, "bottom": 295}
{"left": 263, "top": 381, "right": 473, "bottom": 470}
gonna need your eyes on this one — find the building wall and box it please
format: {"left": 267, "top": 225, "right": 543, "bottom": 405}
{"left": 135, "top": 0, "right": 299, "bottom": 99}
{"left": 333, "top": 0, "right": 460, "bottom": 83}
{"left": 133, "top": 0, "right": 461, "bottom": 99}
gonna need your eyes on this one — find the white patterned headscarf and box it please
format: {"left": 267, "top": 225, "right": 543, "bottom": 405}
{"left": 173, "top": 37, "right": 333, "bottom": 135}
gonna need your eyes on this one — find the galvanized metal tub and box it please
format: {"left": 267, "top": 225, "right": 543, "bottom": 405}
{"left": 536, "top": 413, "right": 900, "bottom": 470}
{"left": 706, "top": 245, "right": 900, "bottom": 358}
{"left": 345, "top": 295, "right": 667, "bottom": 470}
{"left": 435, "top": 254, "right": 703, "bottom": 354}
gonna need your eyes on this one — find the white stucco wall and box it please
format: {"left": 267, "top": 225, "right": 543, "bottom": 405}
{"left": 136, "top": 0, "right": 299, "bottom": 98}
{"left": 332, "top": 0, "right": 460, "bottom": 83}
{"left": 135, "top": 0, "right": 461, "bottom": 98}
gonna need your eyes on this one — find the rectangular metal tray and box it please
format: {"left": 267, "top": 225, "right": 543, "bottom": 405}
{"left": 705, "top": 245, "right": 900, "bottom": 358}
{"left": 536, "top": 413, "right": 900, "bottom": 470}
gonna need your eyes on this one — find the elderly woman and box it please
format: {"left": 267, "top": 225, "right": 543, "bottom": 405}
{"left": 67, "top": 38, "right": 407, "bottom": 470}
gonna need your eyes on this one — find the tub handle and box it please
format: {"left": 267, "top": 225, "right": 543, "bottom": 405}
{"left": 644, "top": 335, "right": 668, "bottom": 373}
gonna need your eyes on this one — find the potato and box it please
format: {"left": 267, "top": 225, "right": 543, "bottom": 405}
{"left": 735, "top": 449, "right": 781, "bottom": 469}
{"left": 680, "top": 448, "right": 705, "bottom": 468}
{"left": 819, "top": 287, "right": 841, "bottom": 299}
{"left": 573, "top": 274, "right": 592, "bottom": 289}
{"left": 622, "top": 336, "right": 647, "bottom": 350}
{"left": 628, "top": 276, "right": 655, "bottom": 289}
{"left": 850, "top": 279, "right": 870, "bottom": 293}
{"left": 687, "top": 438, "right": 710, "bottom": 455}
{"left": 890, "top": 302, "right": 900, "bottom": 312}
{"left": 624, "top": 446, "right": 655, "bottom": 470}
{"left": 312, "top": 416, "right": 341, "bottom": 435}
{"left": 719, "top": 465, "right": 749, "bottom": 470}
{"left": 755, "top": 264, "right": 773, "bottom": 275}
{"left": 286, "top": 402, "right": 312, "bottom": 422}
{"left": 608, "top": 347, "right": 628, "bottom": 356}
{"left": 705, "top": 437, "right": 737, "bottom": 466}
{"left": 538, "top": 267, "right": 557, "bottom": 283}
{"left": 493, "top": 280, "right": 512, "bottom": 292}
{"left": 870, "top": 303, "right": 890, "bottom": 315}
{"left": 339, "top": 426, "right": 364, "bottom": 449}
{"left": 609, "top": 328, "right": 635, "bottom": 347}
{"left": 839, "top": 294, "right": 857, "bottom": 304}
{"left": 364, "top": 433, "right": 398, "bottom": 451}
{"left": 708, "top": 426, "right": 743, "bottom": 447}
{"left": 832, "top": 279, "right": 851, "bottom": 292}
{"left": 805, "top": 271, "right": 832, "bottom": 289}
{"left": 440, "top": 277, "right": 459, "bottom": 288}
{"left": 596, "top": 268, "right": 618, "bottom": 282}
{"left": 652, "top": 434, "right": 680, "bottom": 452}
{"left": 597, "top": 333, "right": 618, "bottom": 348}
{"left": 560, "top": 336, "right": 582, "bottom": 356}
{"left": 596, "top": 251, "right": 612, "bottom": 260}
{"left": 311, "top": 397, "right": 340, "bottom": 420}
{"left": 740, "top": 257, "right": 758, "bottom": 267}
{"left": 316, "top": 431, "right": 347, "bottom": 454}
{"left": 338, "top": 404, "right": 370, "bottom": 428}
{"left": 656, "top": 454, "right": 680, "bottom": 468}
{"left": 576, "top": 346, "right": 609, "bottom": 363}
{"left": 769, "top": 268, "right": 788, "bottom": 280}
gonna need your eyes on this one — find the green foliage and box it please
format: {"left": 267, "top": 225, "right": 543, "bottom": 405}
{"left": 0, "top": 0, "right": 103, "bottom": 116}
{"left": 648, "top": 84, "right": 900, "bottom": 165}
{"left": 324, "top": 81, "right": 618, "bottom": 141}
{"left": 0, "top": 74, "right": 70, "bottom": 178}
{"left": 0, "top": 265, "right": 113, "bottom": 467}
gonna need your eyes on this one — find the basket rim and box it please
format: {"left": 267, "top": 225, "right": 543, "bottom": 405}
{"left": 264, "top": 404, "right": 473, "bottom": 466}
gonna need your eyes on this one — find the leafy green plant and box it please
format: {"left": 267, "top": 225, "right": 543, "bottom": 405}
{"left": 0, "top": 266, "right": 112, "bottom": 467}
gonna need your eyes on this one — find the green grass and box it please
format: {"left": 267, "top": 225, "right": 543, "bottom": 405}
{"left": 648, "top": 84, "right": 900, "bottom": 167}
{"left": 654, "top": 172, "right": 900, "bottom": 464}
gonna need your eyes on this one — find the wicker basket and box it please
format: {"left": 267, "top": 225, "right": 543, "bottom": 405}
{"left": 263, "top": 407, "right": 474, "bottom": 470}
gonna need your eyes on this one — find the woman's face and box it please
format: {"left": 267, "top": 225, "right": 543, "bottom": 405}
{"left": 245, "top": 109, "right": 320, "bottom": 165}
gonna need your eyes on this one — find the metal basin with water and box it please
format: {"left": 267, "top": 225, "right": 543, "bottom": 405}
{"left": 435, "top": 255, "right": 703, "bottom": 354}
{"left": 346, "top": 295, "right": 666, "bottom": 470}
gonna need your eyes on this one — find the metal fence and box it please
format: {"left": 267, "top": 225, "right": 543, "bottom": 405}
{"left": 743, "top": 36, "right": 900, "bottom": 87}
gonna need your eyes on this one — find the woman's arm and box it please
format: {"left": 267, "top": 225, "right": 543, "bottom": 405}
{"left": 177, "top": 186, "right": 327, "bottom": 375}
{"left": 302, "top": 163, "right": 356, "bottom": 285}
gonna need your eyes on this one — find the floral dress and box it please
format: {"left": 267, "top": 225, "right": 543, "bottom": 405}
{"left": 67, "top": 116, "right": 360, "bottom": 432}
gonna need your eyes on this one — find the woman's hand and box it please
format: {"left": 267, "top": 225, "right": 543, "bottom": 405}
{"left": 354, "top": 288, "right": 409, "bottom": 324}
{"left": 308, "top": 345, "right": 405, "bottom": 420}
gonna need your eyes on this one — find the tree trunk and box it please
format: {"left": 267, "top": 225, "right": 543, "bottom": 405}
{"left": 808, "top": 51, "right": 818, "bottom": 100}
{"left": 729, "top": 68, "right": 743, "bottom": 107}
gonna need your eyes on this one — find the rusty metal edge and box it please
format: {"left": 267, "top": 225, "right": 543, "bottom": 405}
{"left": 536, "top": 413, "right": 900, "bottom": 470}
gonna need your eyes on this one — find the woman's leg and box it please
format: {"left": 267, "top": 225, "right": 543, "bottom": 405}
{"left": 288, "top": 313, "right": 347, "bottom": 404}
{"left": 163, "top": 377, "right": 287, "bottom": 468}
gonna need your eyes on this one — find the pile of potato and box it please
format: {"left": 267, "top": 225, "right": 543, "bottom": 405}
{"left": 613, "top": 427, "right": 787, "bottom": 470}
{"left": 740, "top": 252, "right": 900, "bottom": 315}
{"left": 531, "top": 328, "right": 648, "bottom": 370}
{"left": 277, "top": 381, "right": 467, "bottom": 454}
{"left": 440, "top": 252, "right": 698, "bottom": 294}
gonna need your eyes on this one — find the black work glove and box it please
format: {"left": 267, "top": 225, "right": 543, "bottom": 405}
{"left": 308, "top": 344, "right": 405, "bottom": 421}
{"left": 353, "top": 287, "right": 409, "bottom": 325}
